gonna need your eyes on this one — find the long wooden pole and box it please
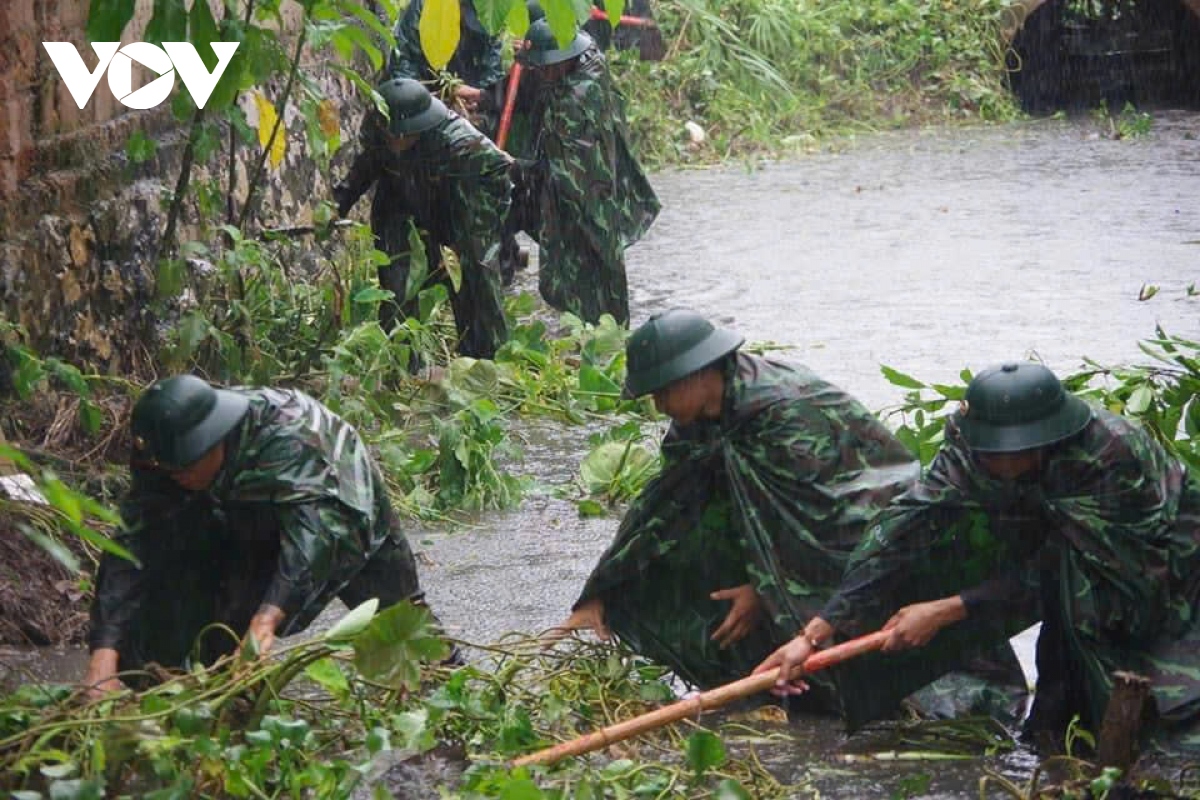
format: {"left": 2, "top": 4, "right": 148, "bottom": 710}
{"left": 513, "top": 629, "right": 889, "bottom": 767}
{"left": 588, "top": 8, "right": 658, "bottom": 27}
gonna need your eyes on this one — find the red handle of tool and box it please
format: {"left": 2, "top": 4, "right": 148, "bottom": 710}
{"left": 496, "top": 62, "right": 523, "bottom": 151}
{"left": 588, "top": 7, "right": 657, "bottom": 27}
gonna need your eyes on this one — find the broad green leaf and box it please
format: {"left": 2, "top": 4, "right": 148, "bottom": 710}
{"left": 504, "top": 0, "right": 531, "bottom": 37}
{"left": 324, "top": 598, "right": 380, "bottom": 641}
{"left": 353, "top": 601, "right": 449, "bottom": 690}
{"left": 497, "top": 777, "right": 544, "bottom": 800}
{"left": 1126, "top": 385, "right": 1153, "bottom": 415}
{"left": 87, "top": 0, "right": 136, "bottom": 42}
{"left": 579, "top": 441, "right": 655, "bottom": 493}
{"left": 685, "top": 730, "right": 726, "bottom": 774}
{"left": 157, "top": 257, "right": 186, "bottom": 299}
{"left": 419, "top": 0, "right": 461, "bottom": 71}
{"left": 144, "top": 0, "right": 189, "bottom": 46}
{"left": 576, "top": 498, "right": 605, "bottom": 517}
{"left": 188, "top": 0, "right": 222, "bottom": 70}
{"left": 353, "top": 287, "right": 394, "bottom": 304}
{"left": 880, "top": 364, "right": 926, "bottom": 389}
{"left": 391, "top": 708, "right": 436, "bottom": 753}
{"left": 472, "top": 0, "right": 515, "bottom": 34}
{"left": 545, "top": 0, "right": 577, "bottom": 46}
{"left": 604, "top": 0, "right": 626, "bottom": 27}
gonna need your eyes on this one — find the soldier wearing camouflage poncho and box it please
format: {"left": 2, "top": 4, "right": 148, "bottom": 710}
{"left": 758, "top": 362, "right": 1200, "bottom": 738}
{"left": 82, "top": 375, "right": 438, "bottom": 694}
{"left": 517, "top": 20, "right": 660, "bottom": 326}
{"left": 334, "top": 78, "right": 509, "bottom": 361}
{"left": 388, "top": 0, "right": 505, "bottom": 132}
{"left": 553, "top": 310, "right": 920, "bottom": 696}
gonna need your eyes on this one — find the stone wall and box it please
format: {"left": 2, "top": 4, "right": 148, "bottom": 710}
{"left": 0, "top": 0, "right": 362, "bottom": 372}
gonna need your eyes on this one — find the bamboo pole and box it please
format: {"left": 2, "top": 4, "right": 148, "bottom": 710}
{"left": 513, "top": 629, "right": 890, "bottom": 767}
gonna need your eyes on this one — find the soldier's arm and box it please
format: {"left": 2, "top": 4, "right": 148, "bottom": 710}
{"left": 260, "top": 501, "right": 346, "bottom": 630}
{"left": 334, "top": 113, "right": 388, "bottom": 216}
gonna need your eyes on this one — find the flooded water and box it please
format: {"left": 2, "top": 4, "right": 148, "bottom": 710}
{"left": 7, "top": 112, "right": 1199, "bottom": 797}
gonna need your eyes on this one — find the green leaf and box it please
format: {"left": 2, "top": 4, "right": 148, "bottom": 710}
{"left": 473, "top": 0, "right": 515, "bottom": 34}
{"left": 157, "top": 257, "right": 186, "bottom": 299}
{"left": 391, "top": 708, "right": 436, "bottom": 753}
{"left": 324, "top": 597, "right": 379, "bottom": 641}
{"left": 353, "top": 601, "right": 449, "bottom": 690}
{"left": 685, "top": 730, "right": 726, "bottom": 775}
{"left": 497, "top": 777, "right": 544, "bottom": 800}
{"left": 303, "top": 658, "right": 350, "bottom": 695}
{"left": 1126, "top": 385, "right": 1153, "bottom": 415}
{"left": 353, "top": 287, "right": 394, "bottom": 304}
{"left": 144, "top": 0, "right": 189, "bottom": 46}
{"left": 504, "top": 0, "right": 531, "bottom": 36}
{"left": 188, "top": 0, "right": 222, "bottom": 70}
{"left": 880, "top": 364, "right": 926, "bottom": 389}
{"left": 87, "top": 0, "right": 136, "bottom": 42}
{"left": 126, "top": 130, "right": 158, "bottom": 163}
{"left": 404, "top": 220, "right": 429, "bottom": 303}
{"left": 579, "top": 441, "right": 655, "bottom": 494}
{"left": 419, "top": 0, "right": 461, "bottom": 71}
{"left": 604, "top": 0, "right": 626, "bottom": 27}
{"left": 576, "top": 498, "right": 605, "bottom": 517}
{"left": 443, "top": 247, "right": 463, "bottom": 293}
{"left": 545, "top": 0, "right": 577, "bottom": 46}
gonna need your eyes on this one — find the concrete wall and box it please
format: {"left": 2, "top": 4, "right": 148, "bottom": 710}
{"left": 0, "top": 0, "right": 360, "bottom": 371}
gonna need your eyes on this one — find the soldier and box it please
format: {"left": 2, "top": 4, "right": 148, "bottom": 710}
{"left": 552, "top": 310, "right": 920, "bottom": 697}
{"left": 517, "top": 19, "right": 660, "bottom": 326}
{"left": 334, "top": 78, "right": 510, "bottom": 361}
{"left": 387, "top": 0, "right": 505, "bottom": 128}
{"left": 758, "top": 362, "right": 1200, "bottom": 738}
{"left": 83, "top": 375, "right": 444, "bottom": 694}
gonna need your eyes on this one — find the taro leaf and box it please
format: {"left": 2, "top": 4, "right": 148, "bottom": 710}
{"left": 353, "top": 601, "right": 450, "bottom": 690}
{"left": 604, "top": 0, "right": 626, "bottom": 27}
{"left": 714, "top": 779, "right": 752, "bottom": 800}
{"left": 685, "top": 730, "right": 726, "bottom": 775}
{"left": 544, "top": 0, "right": 577, "bottom": 46}
{"left": 419, "top": 0, "right": 461, "bottom": 71}
{"left": 581, "top": 314, "right": 627, "bottom": 365}
{"left": 304, "top": 658, "right": 350, "bottom": 695}
{"left": 472, "top": 0, "right": 515, "bottom": 35}
{"left": 880, "top": 364, "right": 926, "bottom": 390}
{"left": 324, "top": 598, "right": 379, "bottom": 642}
{"left": 505, "top": 0, "right": 531, "bottom": 36}
{"left": 579, "top": 364, "right": 620, "bottom": 398}
{"left": 87, "top": 0, "right": 136, "bottom": 43}
{"left": 579, "top": 441, "right": 655, "bottom": 494}
{"left": 144, "top": 0, "right": 189, "bottom": 46}
{"left": 353, "top": 287, "right": 394, "bottom": 305}
{"left": 189, "top": 0, "right": 222, "bottom": 70}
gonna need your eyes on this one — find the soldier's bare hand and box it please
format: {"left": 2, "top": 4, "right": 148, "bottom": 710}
{"left": 455, "top": 85, "right": 482, "bottom": 111}
{"left": 246, "top": 604, "right": 286, "bottom": 656}
{"left": 881, "top": 596, "right": 965, "bottom": 652}
{"left": 752, "top": 636, "right": 813, "bottom": 696}
{"left": 710, "top": 584, "right": 762, "bottom": 648}
{"left": 543, "top": 598, "right": 610, "bottom": 645}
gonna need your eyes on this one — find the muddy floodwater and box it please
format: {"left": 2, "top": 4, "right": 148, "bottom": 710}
{"left": 5, "top": 112, "right": 1199, "bottom": 797}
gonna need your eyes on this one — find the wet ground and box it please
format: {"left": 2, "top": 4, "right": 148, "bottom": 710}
{"left": 5, "top": 111, "right": 1199, "bottom": 797}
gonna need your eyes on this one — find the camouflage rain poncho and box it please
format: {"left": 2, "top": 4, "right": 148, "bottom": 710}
{"left": 574, "top": 353, "right": 919, "bottom": 693}
{"left": 387, "top": 0, "right": 506, "bottom": 132}
{"left": 335, "top": 110, "right": 511, "bottom": 358}
{"left": 530, "top": 47, "right": 659, "bottom": 325}
{"left": 89, "top": 389, "right": 424, "bottom": 671}
{"left": 821, "top": 409, "right": 1200, "bottom": 732}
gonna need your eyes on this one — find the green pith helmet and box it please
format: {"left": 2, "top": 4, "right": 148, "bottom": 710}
{"left": 623, "top": 310, "right": 744, "bottom": 398}
{"left": 526, "top": 1, "right": 545, "bottom": 22}
{"left": 376, "top": 78, "right": 449, "bottom": 137}
{"left": 955, "top": 362, "right": 1093, "bottom": 453}
{"left": 518, "top": 19, "right": 592, "bottom": 66}
{"left": 131, "top": 375, "right": 249, "bottom": 470}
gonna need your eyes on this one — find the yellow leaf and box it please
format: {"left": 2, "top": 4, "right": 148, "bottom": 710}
{"left": 254, "top": 92, "right": 287, "bottom": 169}
{"left": 441, "top": 246, "right": 462, "bottom": 293}
{"left": 317, "top": 99, "right": 340, "bottom": 139}
{"left": 419, "top": 0, "right": 460, "bottom": 72}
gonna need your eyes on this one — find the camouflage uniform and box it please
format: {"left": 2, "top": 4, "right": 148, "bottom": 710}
{"left": 821, "top": 410, "right": 1200, "bottom": 733}
{"left": 574, "top": 353, "right": 919, "bottom": 693}
{"left": 335, "top": 109, "right": 511, "bottom": 359}
{"left": 529, "top": 46, "right": 659, "bottom": 325}
{"left": 387, "top": 0, "right": 506, "bottom": 132}
{"left": 89, "top": 388, "right": 428, "bottom": 672}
